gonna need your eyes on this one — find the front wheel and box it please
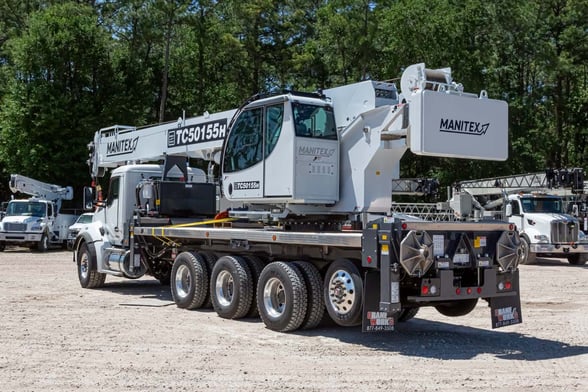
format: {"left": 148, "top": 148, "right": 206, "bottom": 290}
{"left": 36, "top": 234, "right": 49, "bottom": 252}
{"left": 77, "top": 242, "right": 106, "bottom": 288}
{"left": 519, "top": 236, "right": 537, "bottom": 265}
{"left": 435, "top": 298, "right": 479, "bottom": 317}
{"left": 323, "top": 259, "right": 363, "bottom": 327}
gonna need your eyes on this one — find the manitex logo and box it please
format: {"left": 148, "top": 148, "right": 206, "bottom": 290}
{"left": 168, "top": 119, "right": 228, "bottom": 148}
{"left": 298, "top": 145, "right": 336, "bottom": 157}
{"left": 106, "top": 137, "right": 139, "bottom": 156}
{"left": 439, "top": 118, "right": 490, "bottom": 136}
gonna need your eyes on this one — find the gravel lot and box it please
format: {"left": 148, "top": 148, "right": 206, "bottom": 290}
{"left": 0, "top": 248, "right": 586, "bottom": 391}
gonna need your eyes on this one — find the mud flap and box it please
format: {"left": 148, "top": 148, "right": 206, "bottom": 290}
{"left": 362, "top": 271, "right": 395, "bottom": 332}
{"left": 489, "top": 294, "right": 522, "bottom": 328}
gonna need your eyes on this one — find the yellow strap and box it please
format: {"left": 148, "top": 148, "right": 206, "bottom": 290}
{"left": 169, "top": 217, "right": 236, "bottom": 228}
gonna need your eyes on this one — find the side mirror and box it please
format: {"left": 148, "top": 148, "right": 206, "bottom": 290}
{"left": 83, "top": 187, "right": 95, "bottom": 211}
{"left": 505, "top": 203, "right": 512, "bottom": 217}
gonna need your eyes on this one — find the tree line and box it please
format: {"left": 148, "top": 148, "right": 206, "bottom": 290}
{"left": 0, "top": 0, "right": 586, "bottom": 202}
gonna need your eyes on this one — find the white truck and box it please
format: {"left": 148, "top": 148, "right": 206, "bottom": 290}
{"left": 456, "top": 169, "right": 588, "bottom": 265}
{"left": 73, "top": 63, "right": 524, "bottom": 332}
{"left": 0, "top": 174, "right": 77, "bottom": 252}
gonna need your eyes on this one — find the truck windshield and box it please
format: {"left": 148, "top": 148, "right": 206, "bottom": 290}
{"left": 521, "top": 197, "right": 563, "bottom": 213}
{"left": 6, "top": 201, "right": 46, "bottom": 217}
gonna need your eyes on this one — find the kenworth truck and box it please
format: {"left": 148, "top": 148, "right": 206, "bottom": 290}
{"left": 73, "top": 63, "right": 523, "bottom": 332}
{"left": 455, "top": 169, "right": 588, "bottom": 265}
{"left": 0, "top": 174, "right": 77, "bottom": 252}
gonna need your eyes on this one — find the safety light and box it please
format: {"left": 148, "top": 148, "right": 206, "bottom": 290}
{"left": 456, "top": 288, "right": 461, "bottom": 295}
{"left": 466, "top": 287, "right": 472, "bottom": 295}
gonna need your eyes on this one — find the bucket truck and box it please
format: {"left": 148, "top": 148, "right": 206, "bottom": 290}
{"left": 0, "top": 175, "right": 77, "bottom": 251}
{"left": 72, "top": 63, "right": 523, "bottom": 333}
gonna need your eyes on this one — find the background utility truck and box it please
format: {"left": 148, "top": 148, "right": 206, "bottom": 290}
{"left": 0, "top": 174, "right": 77, "bottom": 252}
{"left": 73, "top": 63, "right": 524, "bottom": 333}
{"left": 454, "top": 169, "right": 588, "bottom": 265}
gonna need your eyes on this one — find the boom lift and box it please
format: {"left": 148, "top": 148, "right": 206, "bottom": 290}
{"left": 74, "top": 63, "right": 524, "bottom": 333}
{"left": 455, "top": 168, "right": 588, "bottom": 265}
{"left": 0, "top": 174, "right": 77, "bottom": 251}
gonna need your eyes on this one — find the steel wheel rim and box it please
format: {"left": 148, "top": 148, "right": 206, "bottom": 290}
{"left": 79, "top": 252, "right": 89, "bottom": 279}
{"left": 174, "top": 264, "right": 192, "bottom": 299}
{"left": 215, "top": 270, "right": 234, "bottom": 307}
{"left": 263, "top": 277, "right": 286, "bottom": 319}
{"left": 327, "top": 269, "right": 356, "bottom": 315}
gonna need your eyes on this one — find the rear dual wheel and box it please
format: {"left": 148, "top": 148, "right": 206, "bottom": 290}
{"left": 171, "top": 252, "right": 209, "bottom": 310}
{"left": 323, "top": 259, "right": 363, "bottom": 327}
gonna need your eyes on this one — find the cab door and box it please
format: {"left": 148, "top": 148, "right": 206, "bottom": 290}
{"left": 104, "top": 176, "right": 124, "bottom": 246}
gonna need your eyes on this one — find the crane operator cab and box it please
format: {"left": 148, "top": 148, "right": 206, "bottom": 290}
{"left": 221, "top": 92, "right": 339, "bottom": 205}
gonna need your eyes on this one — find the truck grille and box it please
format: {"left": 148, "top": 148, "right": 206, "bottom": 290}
{"left": 3, "top": 223, "right": 27, "bottom": 232}
{"left": 551, "top": 220, "right": 578, "bottom": 243}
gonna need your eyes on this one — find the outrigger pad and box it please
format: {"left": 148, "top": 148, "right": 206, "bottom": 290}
{"left": 490, "top": 294, "right": 522, "bottom": 328}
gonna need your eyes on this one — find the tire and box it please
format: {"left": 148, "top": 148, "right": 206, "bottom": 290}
{"left": 398, "top": 307, "right": 420, "bottom": 322}
{"left": 77, "top": 242, "right": 106, "bottom": 289}
{"left": 210, "top": 255, "right": 253, "bottom": 319}
{"left": 323, "top": 259, "right": 363, "bottom": 327}
{"left": 242, "top": 255, "right": 266, "bottom": 318}
{"left": 292, "top": 261, "right": 324, "bottom": 330}
{"left": 0, "top": 242, "right": 5, "bottom": 252}
{"left": 171, "top": 252, "right": 208, "bottom": 310}
{"left": 198, "top": 251, "right": 218, "bottom": 308}
{"left": 257, "top": 261, "right": 308, "bottom": 332}
{"left": 567, "top": 254, "right": 588, "bottom": 265}
{"left": 435, "top": 298, "right": 479, "bottom": 317}
{"left": 37, "top": 234, "right": 49, "bottom": 252}
{"left": 519, "top": 236, "right": 537, "bottom": 265}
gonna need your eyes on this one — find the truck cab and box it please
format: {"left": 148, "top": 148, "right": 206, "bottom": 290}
{"left": 507, "top": 193, "right": 588, "bottom": 264}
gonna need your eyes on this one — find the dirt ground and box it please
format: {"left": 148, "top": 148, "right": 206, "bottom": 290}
{"left": 0, "top": 248, "right": 586, "bottom": 391}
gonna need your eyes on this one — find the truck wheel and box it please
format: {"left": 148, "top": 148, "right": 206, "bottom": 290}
{"left": 37, "top": 234, "right": 49, "bottom": 252}
{"left": 0, "top": 243, "right": 5, "bottom": 252}
{"left": 435, "top": 298, "right": 479, "bottom": 317}
{"left": 77, "top": 242, "right": 106, "bottom": 289}
{"left": 323, "top": 259, "right": 363, "bottom": 327}
{"left": 292, "top": 261, "right": 324, "bottom": 330}
{"left": 519, "top": 236, "right": 537, "bottom": 265}
{"left": 567, "top": 254, "right": 588, "bottom": 265}
{"left": 257, "top": 261, "right": 308, "bottom": 332}
{"left": 242, "top": 255, "right": 266, "bottom": 318}
{"left": 210, "top": 255, "right": 253, "bottom": 319}
{"left": 171, "top": 252, "right": 208, "bottom": 309}
{"left": 198, "top": 251, "right": 218, "bottom": 308}
{"left": 398, "top": 307, "right": 420, "bottom": 322}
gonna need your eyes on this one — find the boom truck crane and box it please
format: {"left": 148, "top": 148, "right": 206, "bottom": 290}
{"left": 0, "top": 174, "right": 77, "bottom": 252}
{"left": 73, "top": 63, "right": 524, "bottom": 332}
{"left": 454, "top": 169, "right": 588, "bottom": 265}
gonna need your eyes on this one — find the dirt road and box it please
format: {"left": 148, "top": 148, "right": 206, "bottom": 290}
{"left": 0, "top": 248, "right": 586, "bottom": 391}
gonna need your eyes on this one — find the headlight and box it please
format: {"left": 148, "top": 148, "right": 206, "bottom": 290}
{"left": 534, "top": 234, "right": 549, "bottom": 243}
{"left": 30, "top": 225, "right": 42, "bottom": 231}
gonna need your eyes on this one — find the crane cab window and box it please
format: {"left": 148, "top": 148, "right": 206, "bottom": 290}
{"left": 292, "top": 102, "right": 337, "bottom": 140}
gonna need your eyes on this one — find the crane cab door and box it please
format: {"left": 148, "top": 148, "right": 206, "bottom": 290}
{"left": 222, "top": 103, "right": 291, "bottom": 200}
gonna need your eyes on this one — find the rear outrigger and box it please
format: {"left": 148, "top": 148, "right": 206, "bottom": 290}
{"left": 73, "top": 63, "right": 523, "bottom": 332}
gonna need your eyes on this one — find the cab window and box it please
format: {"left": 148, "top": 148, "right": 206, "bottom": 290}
{"left": 107, "top": 177, "right": 120, "bottom": 206}
{"left": 223, "top": 108, "right": 263, "bottom": 173}
{"left": 292, "top": 102, "right": 337, "bottom": 140}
